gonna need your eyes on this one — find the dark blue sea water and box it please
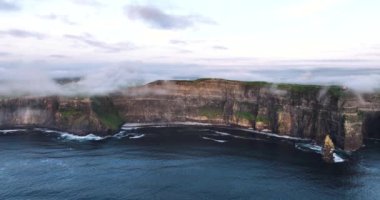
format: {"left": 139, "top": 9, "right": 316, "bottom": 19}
{"left": 1, "top": 126, "right": 380, "bottom": 200}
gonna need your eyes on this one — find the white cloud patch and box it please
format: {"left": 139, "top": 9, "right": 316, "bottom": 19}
{"left": 124, "top": 4, "right": 216, "bottom": 30}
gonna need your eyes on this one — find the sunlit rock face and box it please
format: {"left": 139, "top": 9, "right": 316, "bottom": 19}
{"left": 322, "top": 135, "right": 335, "bottom": 163}
{"left": 0, "top": 79, "right": 379, "bottom": 152}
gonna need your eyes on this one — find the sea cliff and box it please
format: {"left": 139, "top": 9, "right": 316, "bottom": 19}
{"left": 1, "top": 79, "right": 379, "bottom": 151}
{"left": 0, "top": 96, "right": 122, "bottom": 135}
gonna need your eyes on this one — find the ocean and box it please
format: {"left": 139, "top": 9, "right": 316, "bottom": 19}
{"left": 1, "top": 126, "right": 379, "bottom": 200}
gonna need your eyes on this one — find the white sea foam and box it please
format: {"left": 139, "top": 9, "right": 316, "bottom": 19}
{"left": 121, "top": 122, "right": 212, "bottom": 130}
{"left": 32, "top": 128, "right": 110, "bottom": 141}
{"left": 59, "top": 133, "right": 106, "bottom": 141}
{"left": 230, "top": 135, "right": 266, "bottom": 141}
{"left": 33, "top": 127, "right": 146, "bottom": 141}
{"left": 295, "top": 143, "right": 322, "bottom": 152}
{"left": 212, "top": 130, "right": 267, "bottom": 141}
{"left": 120, "top": 126, "right": 138, "bottom": 131}
{"left": 333, "top": 153, "right": 345, "bottom": 163}
{"left": 122, "top": 122, "right": 307, "bottom": 142}
{"left": 129, "top": 134, "right": 145, "bottom": 139}
{"left": 0, "top": 129, "right": 27, "bottom": 134}
{"left": 34, "top": 128, "right": 62, "bottom": 134}
{"left": 202, "top": 136, "right": 227, "bottom": 143}
{"left": 112, "top": 131, "right": 147, "bottom": 139}
{"left": 113, "top": 131, "right": 128, "bottom": 139}
{"left": 295, "top": 143, "right": 346, "bottom": 163}
{"left": 211, "top": 130, "right": 265, "bottom": 141}
{"left": 173, "top": 122, "right": 212, "bottom": 126}
{"left": 238, "top": 128, "right": 310, "bottom": 141}
{"left": 214, "top": 131, "right": 232, "bottom": 136}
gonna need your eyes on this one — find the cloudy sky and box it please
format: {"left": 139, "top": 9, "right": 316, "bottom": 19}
{"left": 0, "top": 0, "right": 379, "bottom": 94}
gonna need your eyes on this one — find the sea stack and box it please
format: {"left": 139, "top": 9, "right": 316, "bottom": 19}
{"left": 322, "top": 135, "right": 335, "bottom": 163}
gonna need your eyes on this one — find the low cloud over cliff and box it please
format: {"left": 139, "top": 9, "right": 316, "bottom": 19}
{"left": 0, "top": 65, "right": 145, "bottom": 96}
{"left": 0, "top": 63, "right": 378, "bottom": 97}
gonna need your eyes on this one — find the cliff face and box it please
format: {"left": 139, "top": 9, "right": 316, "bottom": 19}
{"left": 0, "top": 96, "right": 122, "bottom": 135}
{"left": 113, "top": 79, "right": 380, "bottom": 151}
{"left": 0, "top": 79, "right": 378, "bottom": 152}
{"left": 113, "top": 79, "right": 351, "bottom": 149}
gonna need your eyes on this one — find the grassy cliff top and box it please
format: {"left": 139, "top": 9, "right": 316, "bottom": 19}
{"left": 148, "top": 78, "right": 346, "bottom": 99}
{"left": 0, "top": 78, "right": 349, "bottom": 99}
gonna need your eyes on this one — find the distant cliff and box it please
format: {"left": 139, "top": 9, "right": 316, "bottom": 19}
{"left": 1, "top": 79, "right": 379, "bottom": 151}
{"left": 0, "top": 96, "right": 123, "bottom": 135}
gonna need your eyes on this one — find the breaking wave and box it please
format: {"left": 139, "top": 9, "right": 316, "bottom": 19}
{"left": 31, "top": 128, "right": 149, "bottom": 141}
{"left": 58, "top": 133, "right": 106, "bottom": 141}
{"left": 129, "top": 134, "right": 145, "bottom": 139}
{"left": 202, "top": 136, "right": 227, "bottom": 143}
{"left": 121, "top": 122, "right": 212, "bottom": 130}
{"left": 214, "top": 131, "right": 231, "bottom": 136}
{"left": 239, "top": 128, "right": 310, "bottom": 141}
{"left": 0, "top": 129, "right": 27, "bottom": 134}
{"left": 0, "top": 126, "right": 348, "bottom": 163}
{"left": 113, "top": 131, "right": 146, "bottom": 139}
{"left": 295, "top": 143, "right": 346, "bottom": 163}
{"left": 31, "top": 128, "right": 109, "bottom": 141}
{"left": 113, "top": 131, "right": 129, "bottom": 139}
{"left": 211, "top": 130, "right": 266, "bottom": 142}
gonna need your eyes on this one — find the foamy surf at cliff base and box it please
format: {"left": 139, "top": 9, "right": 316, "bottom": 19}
{"left": 0, "top": 126, "right": 349, "bottom": 163}
{"left": 49, "top": 130, "right": 145, "bottom": 141}
{"left": 295, "top": 143, "right": 346, "bottom": 163}
{"left": 121, "top": 122, "right": 212, "bottom": 130}
{"left": 0, "top": 129, "right": 27, "bottom": 134}
{"left": 59, "top": 133, "right": 105, "bottom": 141}
{"left": 31, "top": 128, "right": 110, "bottom": 141}
{"left": 0, "top": 127, "right": 149, "bottom": 142}
{"left": 121, "top": 122, "right": 310, "bottom": 142}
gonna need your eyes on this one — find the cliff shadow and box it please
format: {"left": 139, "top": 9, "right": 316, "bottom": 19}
{"left": 362, "top": 111, "right": 380, "bottom": 139}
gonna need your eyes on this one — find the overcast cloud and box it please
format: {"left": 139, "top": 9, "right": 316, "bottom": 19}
{"left": 0, "top": 29, "right": 46, "bottom": 39}
{"left": 0, "top": 0, "right": 20, "bottom": 11}
{"left": 0, "top": 0, "right": 378, "bottom": 96}
{"left": 64, "top": 34, "right": 136, "bottom": 52}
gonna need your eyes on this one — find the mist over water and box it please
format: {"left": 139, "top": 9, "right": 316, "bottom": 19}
{"left": 1, "top": 126, "right": 380, "bottom": 200}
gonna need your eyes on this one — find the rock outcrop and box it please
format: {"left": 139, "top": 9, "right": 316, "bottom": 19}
{"left": 322, "top": 135, "right": 335, "bottom": 163}
{"left": 0, "top": 79, "right": 379, "bottom": 152}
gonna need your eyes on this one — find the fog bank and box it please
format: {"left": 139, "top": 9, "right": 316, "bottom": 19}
{"left": 0, "top": 63, "right": 379, "bottom": 97}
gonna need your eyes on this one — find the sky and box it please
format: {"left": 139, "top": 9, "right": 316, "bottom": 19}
{"left": 0, "top": 0, "right": 379, "bottom": 95}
